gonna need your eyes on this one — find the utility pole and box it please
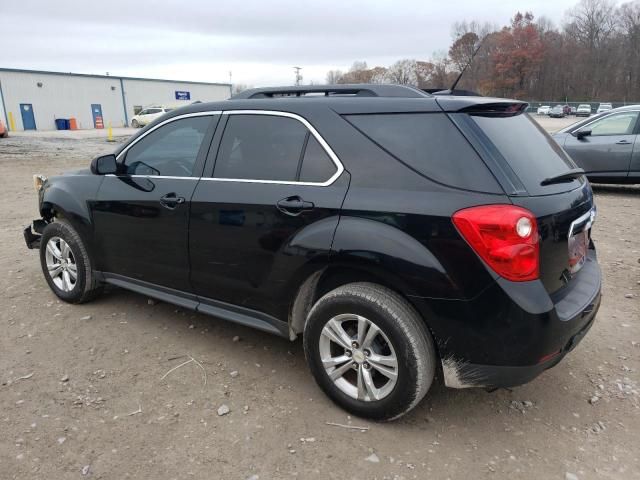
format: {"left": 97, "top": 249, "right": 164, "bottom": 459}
{"left": 293, "top": 66, "right": 303, "bottom": 86}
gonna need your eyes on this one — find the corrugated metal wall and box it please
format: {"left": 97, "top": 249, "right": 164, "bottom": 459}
{"left": 0, "top": 70, "right": 231, "bottom": 131}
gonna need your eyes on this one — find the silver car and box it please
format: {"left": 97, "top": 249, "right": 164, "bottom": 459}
{"left": 552, "top": 105, "right": 639, "bottom": 184}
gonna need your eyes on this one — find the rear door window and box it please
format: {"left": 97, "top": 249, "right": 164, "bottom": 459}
{"left": 213, "top": 113, "right": 338, "bottom": 184}
{"left": 345, "top": 113, "right": 501, "bottom": 193}
{"left": 469, "top": 113, "right": 580, "bottom": 196}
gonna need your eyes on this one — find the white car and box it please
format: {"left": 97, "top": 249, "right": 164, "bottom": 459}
{"left": 576, "top": 104, "right": 592, "bottom": 117}
{"left": 130, "top": 107, "right": 173, "bottom": 128}
{"left": 596, "top": 103, "right": 612, "bottom": 114}
{"left": 537, "top": 105, "right": 551, "bottom": 115}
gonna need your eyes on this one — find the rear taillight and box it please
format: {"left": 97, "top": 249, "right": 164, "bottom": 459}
{"left": 452, "top": 205, "right": 539, "bottom": 282}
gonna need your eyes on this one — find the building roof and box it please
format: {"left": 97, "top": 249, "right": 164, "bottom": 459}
{"left": 0, "top": 67, "right": 231, "bottom": 87}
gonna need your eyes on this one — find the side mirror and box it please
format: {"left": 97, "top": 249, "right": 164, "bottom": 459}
{"left": 575, "top": 129, "right": 592, "bottom": 140}
{"left": 90, "top": 154, "right": 118, "bottom": 175}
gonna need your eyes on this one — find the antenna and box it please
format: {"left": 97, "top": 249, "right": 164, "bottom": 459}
{"left": 293, "top": 66, "right": 303, "bottom": 86}
{"left": 449, "top": 35, "right": 485, "bottom": 93}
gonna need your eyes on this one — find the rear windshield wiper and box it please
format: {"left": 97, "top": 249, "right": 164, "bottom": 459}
{"left": 540, "top": 168, "right": 585, "bottom": 186}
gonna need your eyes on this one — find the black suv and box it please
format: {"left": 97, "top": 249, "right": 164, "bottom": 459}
{"left": 25, "top": 85, "right": 601, "bottom": 420}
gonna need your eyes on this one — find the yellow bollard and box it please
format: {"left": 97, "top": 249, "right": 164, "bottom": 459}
{"left": 8, "top": 111, "right": 15, "bottom": 131}
{"left": 107, "top": 121, "right": 114, "bottom": 142}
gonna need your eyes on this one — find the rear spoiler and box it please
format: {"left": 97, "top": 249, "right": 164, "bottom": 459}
{"left": 436, "top": 97, "right": 529, "bottom": 117}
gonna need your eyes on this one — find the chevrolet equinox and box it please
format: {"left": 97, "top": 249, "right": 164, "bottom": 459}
{"left": 24, "top": 84, "right": 601, "bottom": 420}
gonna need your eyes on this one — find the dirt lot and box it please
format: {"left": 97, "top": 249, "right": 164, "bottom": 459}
{"left": 1, "top": 124, "right": 639, "bottom": 480}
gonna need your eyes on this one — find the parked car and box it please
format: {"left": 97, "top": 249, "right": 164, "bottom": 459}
{"left": 24, "top": 85, "right": 601, "bottom": 420}
{"left": 537, "top": 105, "right": 551, "bottom": 115}
{"left": 553, "top": 105, "right": 640, "bottom": 184}
{"left": 563, "top": 105, "right": 572, "bottom": 116}
{"left": 130, "top": 106, "right": 173, "bottom": 128}
{"left": 596, "top": 103, "right": 613, "bottom": 114}
{"left": 549, "top": 105, "right": 566, "bottom": 118}
{"left": 576, "top": 104, "right": 592, "bottom": 117}
{"left": 569, "top": 106, "right": 577, "bottom": 115}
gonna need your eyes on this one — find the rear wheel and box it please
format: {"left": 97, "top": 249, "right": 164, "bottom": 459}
{"left": 303, "top": 282, "right": 436, "bottom": 420}
{"left": 39, "top": 220, "right": 102, "bottom": 303}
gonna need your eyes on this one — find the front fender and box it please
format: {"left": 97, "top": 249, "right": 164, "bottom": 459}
{"left": 39, "top": 174, "right": 103, "bottom": 252}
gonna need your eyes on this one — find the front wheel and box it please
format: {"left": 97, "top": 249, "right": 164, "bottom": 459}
{"left": 131, "top": 119, "right": 139, "bottom": 128}
{"left": 39, "top": 220, "right": 102, "bottom": 303}
{"left": 303, "top": 283, "right": 437, "bottom": 421}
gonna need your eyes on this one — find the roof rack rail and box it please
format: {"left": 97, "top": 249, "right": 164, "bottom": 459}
{"left": 231, "top": 84, "right": 431, "bottom": 99}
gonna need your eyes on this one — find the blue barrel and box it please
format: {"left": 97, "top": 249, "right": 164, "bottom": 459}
{"left": 63, "top": 119, "right": 70, "bottom": 130}
{"left": 55, "top": 119, "right": 66, "bottom": 130}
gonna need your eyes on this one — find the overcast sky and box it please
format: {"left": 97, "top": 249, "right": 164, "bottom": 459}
{"left": 2, "top": 0, "right": 586, "bottom": 87}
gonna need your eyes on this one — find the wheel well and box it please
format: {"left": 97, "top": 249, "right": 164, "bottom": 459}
{"left": 288, "top": 266, "right": 426, "bottom": 339}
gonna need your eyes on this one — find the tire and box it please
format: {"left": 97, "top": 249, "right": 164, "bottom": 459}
{"left": 303, "top": 282, "right": 436, "bottom": 421}
{"left": 39, "top": 220, "right": 102, "bottom": 304}
{"left": 131, "top": 119, "right": 139, "bottom": 128}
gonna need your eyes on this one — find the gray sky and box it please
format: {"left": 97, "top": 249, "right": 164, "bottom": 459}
{"left": 2, "top": 0, "right": 583, "bottom": 86}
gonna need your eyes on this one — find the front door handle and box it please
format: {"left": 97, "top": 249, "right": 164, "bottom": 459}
{"left": 615, "top": 139, "right": 632, "bottom": 145}
{"left": 276, "top": 196, "right": 314, "bottom": 216}
{"left": 160, "top": 192, "right": 185, "bottom": 210}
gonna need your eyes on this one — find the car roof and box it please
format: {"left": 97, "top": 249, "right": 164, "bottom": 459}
{"left": 164, "top": 86, "right": 526, "bottom": 117}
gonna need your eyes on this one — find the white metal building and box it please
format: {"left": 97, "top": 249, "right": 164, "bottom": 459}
{"left": 0, "top": 68, "right": 231, "bottom": 131}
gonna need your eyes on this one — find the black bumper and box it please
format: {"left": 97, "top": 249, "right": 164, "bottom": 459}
{"left": 448, "top": 291, "right": 600, "bottom": 389}
{"left": 23, "top": 219, "right": 47, "bottom": 249}
{"left": 417, "top": 251, "right": 602, "bottom": 389}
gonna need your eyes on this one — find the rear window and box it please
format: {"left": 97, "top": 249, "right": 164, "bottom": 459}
{"left": 470, "top": 114, "right": 580, "bottom": 196}
{"left": 345, "top": 113, "right": 501, "bottom": 193}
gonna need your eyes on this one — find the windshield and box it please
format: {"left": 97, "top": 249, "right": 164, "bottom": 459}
{"left": 469, "top": 113, "right": 582, "bottom": 196}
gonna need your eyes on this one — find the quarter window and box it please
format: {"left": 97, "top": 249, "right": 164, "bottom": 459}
{"left": 123, "top": 116, "right": 211, "bottom": 176}
{"left": 299, "top": 135, "right": 337, "bottom": 183}
{"left": 587, "top": 112, "right": 639, "bottom": 136}
{"left": 214, "top": 114, "right": 336, "bottom": 183}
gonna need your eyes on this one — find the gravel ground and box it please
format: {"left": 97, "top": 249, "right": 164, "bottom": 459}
{"left": 0, "top": 124, "right": 639, "bottom": 480}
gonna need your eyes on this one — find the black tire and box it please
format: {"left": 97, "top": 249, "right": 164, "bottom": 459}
{"left": 131, "top": 119, "right": 139, "bottom": 128}
{"left": 39, "top": 220, "right": 102, "bottom": 304}
{"left": 303, "top": 282, "right": 436, "bottom": 421}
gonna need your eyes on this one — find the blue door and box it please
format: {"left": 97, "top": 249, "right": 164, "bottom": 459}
{"left": 20, "top": 104, "right": 36, "bottom": 130}
{"left": 91, "top": 104, "right": 103, "bottom": 129}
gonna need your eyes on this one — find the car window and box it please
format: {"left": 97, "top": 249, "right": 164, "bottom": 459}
{"left": 123, "top": 116, "right": 211, "bottom": 176}
{"left": 298, "top": 135, "right": 337, "bottom": 183}
{"left": 148, "top": 108, "right": 163, "bottom": 114}
{"left": 587, "top": 112, "right": 639, "bottom": 136}
{"left": 138, "top": 109, "right": 149, "bottom": 116}
{"left": 214, "top": 114, "right": 308, "bottom": 181}
{"left": 346, "top": 112, "right": 501, "bottom": 193}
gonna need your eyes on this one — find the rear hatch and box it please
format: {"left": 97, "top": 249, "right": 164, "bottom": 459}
{"left": 444, "top": 99, "right": 595, "bottom": 295}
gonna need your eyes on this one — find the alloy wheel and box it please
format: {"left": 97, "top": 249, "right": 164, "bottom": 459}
{"left": 45, "top": 236, "right": 77, "bottom": 292}
{"left": 319, "top": 314, "right": 398, "bottom": 402}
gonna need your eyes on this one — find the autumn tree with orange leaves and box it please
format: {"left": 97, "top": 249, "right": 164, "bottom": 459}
{"left": 487, "top": 12, "right": 545, "bottom": 97}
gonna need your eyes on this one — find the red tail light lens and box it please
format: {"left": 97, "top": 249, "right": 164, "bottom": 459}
{"left": 452, "top": 205, "right": 539, "bottom": 282}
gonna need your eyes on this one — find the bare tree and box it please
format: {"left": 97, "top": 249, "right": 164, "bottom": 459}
{"left": 326, "top": 70, "right": 343, "bottom": 84}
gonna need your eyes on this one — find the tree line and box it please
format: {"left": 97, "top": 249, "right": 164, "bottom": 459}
{"left": 325, "top": 0, "right": 640, "bottom": 102}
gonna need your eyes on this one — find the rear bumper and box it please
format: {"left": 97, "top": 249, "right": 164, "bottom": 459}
{"left": 412, "top": 250, "right": 602, "bottom": 389}
{"left": 442, "top": 291, "right": 599, "bottom": 388}
{"left": 23, "top": 219, "right": 47, "bottom": 249}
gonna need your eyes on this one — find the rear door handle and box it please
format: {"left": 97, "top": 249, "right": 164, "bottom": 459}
{"left": 615, "top": 140, "right": 632, "bottom": 145}
{"left": 276, "top": 196, "right": 314, "bottom": 216}
{"left": 160, "top": 192, "right": 185, "bottom": 209}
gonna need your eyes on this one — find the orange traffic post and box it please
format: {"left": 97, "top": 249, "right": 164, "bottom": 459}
{"left": 69, "top": 118, "right": 78, "bottom": 130}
